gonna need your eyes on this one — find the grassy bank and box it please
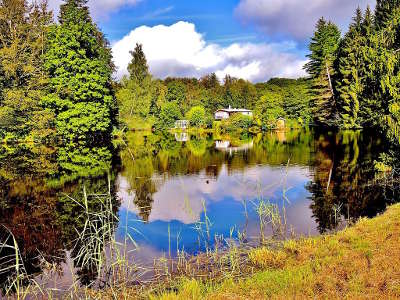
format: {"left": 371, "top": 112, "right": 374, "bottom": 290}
{"left": 94, "top": 203, "right": 400, "bottom": 299}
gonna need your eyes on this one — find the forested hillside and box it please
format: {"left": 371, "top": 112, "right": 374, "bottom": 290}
{"left": 116, "top": 44, "right": 312, "bottom": 131}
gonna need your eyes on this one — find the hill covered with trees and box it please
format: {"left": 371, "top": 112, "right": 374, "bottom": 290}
{"left": 115, "top": 43, "right": 312, "bottom": 131}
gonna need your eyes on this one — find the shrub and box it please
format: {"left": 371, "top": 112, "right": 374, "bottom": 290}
{"left": 204, "top": 115, "right": 214, "bottom": 129}
{"left": 186, "top": 106, "right": 206, "bottom": 127}
{"left": 155, "top": 101, "right": 182, "bottom": 130}
{"left": 221, "top": 113, "right": 253, "bottom": 132}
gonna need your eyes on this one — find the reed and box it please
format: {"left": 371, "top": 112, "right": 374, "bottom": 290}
{"left": 0, "top": 169, "right": 295, "bottom": 299}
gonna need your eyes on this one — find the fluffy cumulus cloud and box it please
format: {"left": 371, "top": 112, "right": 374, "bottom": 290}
{"left": 235, "top": 0, "right": 376, "bottom": 40}
{"left": 112, "top": 21, "right": 307, "bottom": 82}
{"left": 44, "top": 0, "right": 141, "bottom": 19}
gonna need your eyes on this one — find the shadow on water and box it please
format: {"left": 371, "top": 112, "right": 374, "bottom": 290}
{"left": 0, "top": 128, "right": 398, "bottom": 294}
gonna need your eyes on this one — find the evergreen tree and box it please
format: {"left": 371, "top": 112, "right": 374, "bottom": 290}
{"left": 335, "top": 8, "right": 364, "bottom": 128}
{"left": 44, "top": 0, "right": 116, "bottom": 141}
{"left": 128, "top": 43, "right": 149, "bottom": 84}
{"left": 305, "top": 18, "right": 341, "bottom": 126}
{"left": 372, "top": 8, "right": 400, "bottom": 142}
{"left": 200, "top": 73, "right": 219, "bottom": 89}
{"left": 375, "top": 0, "right": 400, "bottom": 30}
{"left": 359, "top": 7, "right": 400, "bottom": 130}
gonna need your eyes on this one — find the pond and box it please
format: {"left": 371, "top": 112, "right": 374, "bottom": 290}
{"left": 0, "top": 129, "right": 398, "bottom": 291}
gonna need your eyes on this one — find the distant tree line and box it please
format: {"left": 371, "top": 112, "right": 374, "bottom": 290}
{"left": 117, "top": 43, "right": 312, "bottom": 131}
{"left": 306, "top": 0, "right": 400, "bottom": 144}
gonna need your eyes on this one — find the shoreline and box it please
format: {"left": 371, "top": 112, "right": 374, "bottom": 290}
{"left": 90, "top": 203, "right": 400, "bottom": 299}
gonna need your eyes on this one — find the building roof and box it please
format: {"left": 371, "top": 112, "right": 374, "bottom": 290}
{"left": 215, "top": 108, "right": 252, "bottom": 113}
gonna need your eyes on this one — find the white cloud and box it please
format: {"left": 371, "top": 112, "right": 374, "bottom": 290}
{"left": 44, "top": 0, "right": 141, "bottom": 20}
{"left": 118, "top": 164, "right": 313, "bottom": 226}
{"left": 112, "top": 21, "right": 307, "bottom": 82}
{"left": 235, "top": 0, "right": 376, "bottom": 40}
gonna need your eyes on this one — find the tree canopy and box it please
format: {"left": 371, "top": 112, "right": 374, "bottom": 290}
{"left": 43, "top": 0, "right": 116, "bottom": 141}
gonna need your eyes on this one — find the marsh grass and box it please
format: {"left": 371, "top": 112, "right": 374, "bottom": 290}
{"left": 0, "top": 177, "right": 148, "bottom": 299}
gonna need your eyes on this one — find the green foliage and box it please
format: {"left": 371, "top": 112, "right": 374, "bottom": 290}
{"left": 128, "top": 43, "right": 149, "bottom": 83}
{"left": 204, "top": 115, "right": 214, "bottom": 129}
{"left": 255, "top": 78, "right": 312, "bottom": 127}
{"left": 166, "top": 80, "right": 187, "bottom": 112}
{"left": 335, "top": 7, "right": 375, "bottom": 129}
{"left": 0, "top": 0, "right": 55, "bottom": 141}
{"left": 220, "top": 113, "right": 253, "bottom": 132}
{"left": 375, "top": 0, "right": 400, "bottom": 29}
{"left": 116, "top": 76, "right": 153, "bottom": 127}
{"left": 156, "top": 101, "right": 182, "bottom": 130}
{"left": 116, "top": 44, "right": 166, "bottom": 130}
{"left": 224, "top": 77, "right": 258, "bottom": 109}
{"left": 305, "top": 18, "right": 341, "bottom": 126}
{"left": 335, "top": 8, "right": 362, "bottom": 128}
{"left": 369, "top": 8, "right": 400, "bottom": 142}
{"left": 186, "top": 106, "right": 206, "bottom": 127}
{"left": 256, "top": 90, "right": 285, "bottom": 125}
{"left": 43, "top": 0, "right": 115, "bottom": 141}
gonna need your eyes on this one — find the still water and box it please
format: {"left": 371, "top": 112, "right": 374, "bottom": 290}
{"left": 0, "top": 129, "right": 398, "bottom": 289}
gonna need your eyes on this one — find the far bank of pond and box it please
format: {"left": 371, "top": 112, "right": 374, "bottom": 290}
{"left": 0, "top": 128, "right": 399, "bottom": 296}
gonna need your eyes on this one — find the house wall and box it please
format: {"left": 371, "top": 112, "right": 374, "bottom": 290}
{"left": 215, "top": 111, "right": 230, "bottom": 120}
{"left": 241, "top": 111, "right": 253, "bottom": 117}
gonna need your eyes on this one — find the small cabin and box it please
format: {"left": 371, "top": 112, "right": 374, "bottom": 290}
{"left": 175, "top": 120, "right": 189, "bottom": 129}
{"left": 214, "top": 106, "right": 253, "bottom": 120}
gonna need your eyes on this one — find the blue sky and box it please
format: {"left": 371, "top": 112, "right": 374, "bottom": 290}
{"left": 48, "top": 0, "right": 376, "bottom": 82}
{"left": 99, "top": 0, "right": 255, "bottom": 45}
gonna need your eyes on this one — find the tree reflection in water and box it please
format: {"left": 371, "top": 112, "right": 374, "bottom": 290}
{"left": 0, "top": 142, "right": 120, "bottom": 293}
{"left": 0, "top": 129, "right": 398, "bottom": 294}
{"left": 308, "top": 129, "right": 400, "bottom": 233}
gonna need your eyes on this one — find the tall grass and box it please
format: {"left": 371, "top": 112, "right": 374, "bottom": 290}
{"left": 0, "top": 167, "right": 295, "bottom": 298}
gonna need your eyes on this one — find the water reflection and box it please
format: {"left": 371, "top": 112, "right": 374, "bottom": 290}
{"left": 116, "top": 129, "right": 399, "bottom": 263}
{"left": 0, "top": 129, "right": 398, "bottom": 293}
{"left": 308, "top": 130, "right": 399, "bottom": 232}
{"left": 0, "top": 142, "right": 120, "bottom": 292}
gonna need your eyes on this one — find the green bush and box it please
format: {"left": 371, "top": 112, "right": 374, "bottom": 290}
{"left": 186, "top": 106, "right": 206, "bottom": 127}
{"left": 155, "top": 101, "right": 182, "bottom": 130}
{"left": 220, "top": 113, "right": 253, "bottom": 132}
{"left": 205, "top": 115, "right": 214, "bottom": 129}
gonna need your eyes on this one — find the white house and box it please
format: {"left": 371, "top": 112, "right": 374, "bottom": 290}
{"left": 214, "top": 106, "right": 253, "bottom": 120}
{"left": 215, "top": 140, "right": 254, "bottom": 154}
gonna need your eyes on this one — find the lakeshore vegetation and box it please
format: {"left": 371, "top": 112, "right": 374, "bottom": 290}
{"left": 94, "top": 203, "right": 400, "bottom": 299}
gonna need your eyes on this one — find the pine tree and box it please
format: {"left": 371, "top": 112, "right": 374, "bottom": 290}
{"left": 356, "top": 7, "right": 400, "bottom": 130}
{"left": 336, "top": 8, "right": 364, "bottom": 128}
{"left": 356, "top": 6, "right": 381, "bottom": 127}
{"left": 44, "top": 0, "right": 116, "bottom": 141}
{"left": 128, "top": 43, "right": 149, "bottom": 84}
{"left": 305, "top": 18, "right": 341, "bottom": 126}
{"left": 373, "top": 7, "right": 400, "bottom": 143}
{"left": 375, "top": 0, "right": 400, "bottom": 30}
